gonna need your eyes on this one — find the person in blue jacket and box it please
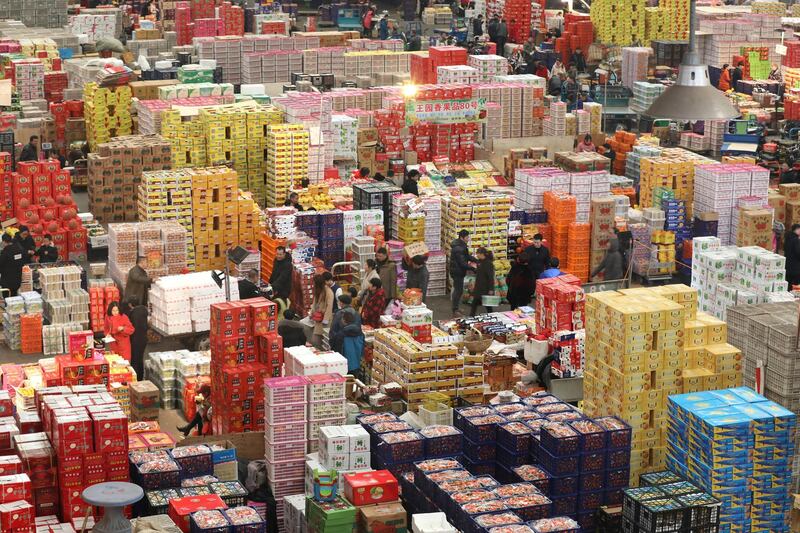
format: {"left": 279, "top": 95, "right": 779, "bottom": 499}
{"left": 540, "top": 257, "right": 563, "bottom": 279}
{"left": 335, "top": 309, "right": 365, "bottom": 380}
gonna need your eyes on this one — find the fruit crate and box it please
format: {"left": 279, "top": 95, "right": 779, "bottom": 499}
{"left": 539, "top": 422, "right": 580, "bottom": 457}
{"left": 419, "top": 425, "right": 463, "bottom": 458}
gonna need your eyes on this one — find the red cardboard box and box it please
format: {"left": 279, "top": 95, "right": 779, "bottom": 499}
{"left": 0, "top": 473, "right": 32, "bottom": 503}
{"left": 168, "top": 495, "right": 227, "bottom": 533}
{"left": 0, "top": 456, "right": 21, "bottom": 476}
{"left": 344, "top": 470, "right": 399, "bottom": 507}
{"left": 0, "top": 500, "right": 34, "bottom": 529}
{"left": 92, "top": 411, "right": 128, "bottom": 453}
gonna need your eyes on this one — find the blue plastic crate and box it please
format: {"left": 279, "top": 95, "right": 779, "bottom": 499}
{"left": 569, "top": 420, "right": 607, "bottom": 453}
{"left": 579, "top": 472, "right": 604, "bottom": 492}
{"left": 420, "top": 426, "right": 464, "bottom": 458}
{"left": 512, "top": 465, "right": 552, "bottom": 496}
{"left": 496, "top": 443, "right": 529, "bottom": 469}
{"left": 538, "top": 445, "right": 578, "bottom": 477}
{"left": 455, "top": 406, "right": 497, "bottom": 430}
{"left": 374, "top": 431, "right": 424, "bottom": 464}
{"left": 497, "top": 422, "right": 534, "bottom": 454}
{"left": 528, "top": 517, "right": 580, "bottom": 533}
{"left": 579, "top": 451, "right": 605, "bottom": 473}
{"left": 460, "top": 414, "right": 507, "bottom": 445}
{"left": 604, "top": 488, "right": 624, "bottom": 507}
{"left": 464, "top": 438, "right": 498, "bottom": 463}
{"left": 462, "top": 454, "right": 496, "bottom": 477}
{"left": 605, "top": 467, "right": 631, "bottom": 490}
{"left": 549, "top": 475, "right": 578, "bottom": 497}
{"left": 501, "top": 494, "right": 552, "bottom": 522}
{"left": 224, "top": 507, "right": 266, "bottom": 533}
{"left": 594, "top": 416, "right": 632, "bottom": 450}
{"left": 607, "top": 448, "right": 630, "bottom": 470}
{"left": 550, "top": 493, "right": 578, "bottom": 516}
{"left": 469, "top": 511, "right": 525, "bottom": 533}
{"left": 576, "top": 510, "right": 597, "bottom": 532}
{"left": 372, "top": 454, "right": 415, "bottom": 478}
{"left": 448, "top": 489, "right": 497, "bottom": 518}
{"left": 539, "top": 423, "right": 580, "bottom": 457}
{"left": 190, "top": 510, "right": 230, "bottom": 533}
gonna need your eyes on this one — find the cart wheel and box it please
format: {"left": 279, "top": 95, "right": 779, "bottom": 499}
{"left": 194, "top": 334, "right": 210, "bottom": 352}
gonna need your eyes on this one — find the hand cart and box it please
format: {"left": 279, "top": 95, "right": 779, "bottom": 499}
{"left": 148, "top": 323, "right": 210, "bottom": 351}
{"left": 330, "top": 261, "right": 362, "bottom": 295}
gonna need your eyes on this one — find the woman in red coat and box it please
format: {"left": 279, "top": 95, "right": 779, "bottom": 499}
{"left": 104, "top": 301, "right": 135, "bottom": 361}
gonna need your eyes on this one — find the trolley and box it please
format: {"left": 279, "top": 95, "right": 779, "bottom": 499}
{"left": 329, "top": 261, "right": 362, "bottom": 296}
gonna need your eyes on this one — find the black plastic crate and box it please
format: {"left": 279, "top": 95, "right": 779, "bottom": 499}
{"left": 637, "top": 498, "right": 685, "bottom": 532}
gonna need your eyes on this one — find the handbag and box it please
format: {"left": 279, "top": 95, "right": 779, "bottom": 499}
{"left": 311, "top": 310, "right": 324, "bottom": 322}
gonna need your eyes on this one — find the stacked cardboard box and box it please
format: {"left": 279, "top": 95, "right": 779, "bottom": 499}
{"left": 266, "top": 124, "right": 309, "bottom": 207}
{"left": 544, "top": 191, "right": 577, "bottom": 273}
{"left": 0, "top": 0, "right": 68, "bottom": 28}
{"left": 668, "top": 389, "right": 795, "bottom": 532}
{"left": 584, "top": 285, "right": 743, "bottom": 484}
{"left": 436, "top": 65, "right": 478, "bottom": 85}
{"left": 443, "top": 193, "right": 512, "bottom": 270}
{"left": 372, "top": 328, "right": 463, "bottom": 412}
{"left": 87, "top": 135, "right": 172, "bottom": 222}
{"left": 630, "top": 82, "right": 665, "bottom": 114}
{"left": 242, "top": 50, "right": 303, "bottom": 84}
{"left": 136, "top": 172, "right": 195, "bottom": 269}
{"left": 83, "top": 83, "right": 132, "bottom": 149}
{"left": 467, "top": 55, "right": 508, "bottom": 82}
{"left": 589, "top": 196, "right": 615, "bottom": 275}
{"left": 639, "top": 147, "right": 714, "bottom": 220}
{"left": 690, "top": 237, "right": 791, "bottom": 319}
{"left": 697, "top": 12, "right": 782, "bottom": 67}
{"left": 157, "top": 83, "right": 235, "bottom": 100}
{"left": 621, "top": 47, "right": 650, "bottom": 88}
{"left": 694, "top": 163, "right": 770, "bottom": 245}
{"left": 728, "top": 301, "right": 800, "bottom": 487}
{"left": 107, "top": 222, "right": 188, "bottom": 290}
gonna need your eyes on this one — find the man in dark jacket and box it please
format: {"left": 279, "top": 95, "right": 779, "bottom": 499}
{"left": 125, "top": 257, "right": 152, "bottom": 306}
{"left": 590, "top": 238, "right": 624, "bottom": 281}
{"left": 19, "top": 136, "right": 39, "bottom": 162}
{"left": 495, "top": 19, "right": 508, "bottom": 56}
{"left": 269, "top": 247, "right": 292, "bottom": 300}
{"left": 238, "top": 269, "right": 263, "bottom": 300}
{"left": 524, "top": 233, "right": 550, "bottom": 281}
{"left": 487, "top": 16, "right": 499, "bottom": 45}
{"left": 126, "top": 296, "right": 148, "bottom": 380}
{"left": 473, "top": 14, "right": 484, "bottom": 37}
{"left": 571, "top": 48, "right": 586, "bottom": 73}
{"left": 402, "top": 169, "right": 420, "bottom": 196}
{"left": 14, "top": 226, "right": 36, "bottom": 264}
{"left": 35, "top": 234, "right": 59, "bottom": 263}
{"left": 0, "top": 234, "right": 25, "bottom": 296}
{"left": 731, "top": 62, "right": 744, "bottom": 91}
{"left": 375, "top": 247, "right": 397, "bottom": 300}
{"left": 278, "top": 309, "right": 308, "bottom": 348}
{"left": 329, "top": 294, "right": 361, "bottom": 353}
{"left": 450, "top": 229, "right": 477, "bottom": 316}
{"left": 404, "top": 255, "right": 430, "bottom": 301}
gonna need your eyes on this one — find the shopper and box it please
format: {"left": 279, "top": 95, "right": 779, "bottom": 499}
{"left": 576, "top": 134, "right": 596, "bottom": 153}
{"left": 0, "top": 233, "right": 24, "bottom": 296}
{"left": 356, "top": 167, "right": 371, "bottom": 180}
{"left": 408, "top": 30, "right": 422, "bottom": 52}
{"left": 178, "top": 384, "right": 211, "bottom": 438}
{"left": 126, "top": 296, "right": 148, "bottom": 381}
{"left": 238, "top": 269, "right": 263, "bottom": 300}
{"left": 19, "top": 135, "right": 39, "bottom": 162}
{"left": 361, "top": 278, "right": 387, "bottom": 328}
{"left": 450, "top": 229, "right": 477, "bottom": 317}
{"left": 419, "top": 0, "right": 428, "bottom": 18}
{"left": 590, "top": 238, "right": 624, "bottom": 281}
{"left": 125, "top": 257, "right": 152, "bottom": 306}
{"left": 601, "top": 142, "right": 616, "bottom": 163}
{"left": 551, "top": 58, "right": 567, "bottom": 79}
{"left": 470, "top": 247, "right": 496, "bottom": 316}
{"left": 269, "top": 246, "right": 292, "bottom": 314}
{"left": 284, "top": 192, "right": 304, "bottom": 211}
{"left": 731, "top": 62, "right": 744, "bottom": 91}
{"left": 358, "top": 258, "right": 381, "bottom": 304}
{"left": 523, "top": 233, "right": 550, "bottom": 281}
{"left": 769, "top": 63, "right": 783, "bottom": 83}
{"left": 404, "top": 255, "right": 430, "bottom": 301}
{"left": 310, "top": 274, "right": 333, "bottom": 348}
{"left": 570, "top": 47, "right": 586, "bottom": 73}
{"left": 378, "top": 14, "right": 389, "bottom": 40}
{"left": 362, "top": 7, "right": 374, "bottom": 38}
{"left": 329, "top": 294, "right": 360, "bottom": 353}
{"left": 548, "top": 72, "right": 564, "bottom": 96}
{"left": 495, "top": 19, "right": 508, "bottom": 56}
{"left": 36, "top": 234, "right": 59, "bottom": 263}
{"left": 785, "top": 224, "right": 800, "bottom": 288}
{"left": 402, "top": 169, "right": 421, "bottom": 196}
{"left": 279, "top": 309, "right": 308, "bottom": 348}
{"left": 487, "top": 16, "right": 499, "bottom": 45}
{"left": 522, "top": 37, "right": 535, "bottom": 55}
{"left": 473, "top": 14, "right": 484, "bottom": 37}
{"left": 14, "top": 226, "right": 35, "bottom": 264}
{"left": 140, "top": 0, "right": 159, "bottom": 19}
{"left": 104, "top": 301, "right": 135, "bottom": 361}
{"left": 534, "top": 61, "right": 549, "bottom": 80}
{"left": 375, "top": 248, "right": 397, "bottom": 300}
{"left": 506, "top": 256, "right": 534, "bottom": 309}
{"left": 540, "top": 257, "right": 563, "bottom": 279}
{"left": 323, "top": 271, "right": 344, "bottom": 313}
{"left": 718, "top": 64, "right": 731, "bottom": 91}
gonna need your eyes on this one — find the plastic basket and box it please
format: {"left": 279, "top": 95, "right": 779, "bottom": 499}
{"left": 594, "top": 416, "right": 632, "bottom": 450}
{"left": 568, "top": 420, "right": 607, "bottom": 453}
{"left": 190, "top": 510, "right": 230, "bottom": 533}
{"left": 578, "top": 471, "right": 604, "bottom": 492}
{"left": 637, "top": 498, "right": 685, "bottom": 532}
{"left": 306, "top": 373, "right": 346, "bottom": 402}
{"left": 136, "top": 460, "right": 181, "bottom": 490}
{"left": 170, "top": 446, "right": 214, "bottom": 478}
{"left": 461, "top": 455, "right": 496, "bottom": 477}
{"left": 604, "top": 488, "right": 624, "bottom": 507}
{"left": 579, "top": 452, "right": 606, "bottom": 473}
{"left": 419, "top": 426, "right": 463, "bottom": 458}
{"left": 512, "top": 465, "right": 551, "bottom": 495}
{"left": 605, "top": 468, "right": 631, "bottom": 490}
{"left": 454, "top": 406, "right": 496, "bottom": 429}
{"left": 578, "top": 491, "right": 603, "bottom": 513}
{"left": 550, "top": 475, "right": 578, "bottom": 497}
{"left": 495, "top": 443, "right": 528, "bottom": 469}
{"left": 461, "top": 414, "right": 507, "bottom": 445}
{"left": 266, "top": 402, "right": 306, "bottom": 425}
{"left": 529, "top": 517, "right": 580, "bottom": 533}
{"left": 607, "top": 448, "right": 631, "bottom": 470}
{"left": 550, "top": 493, "right": 578, "bottom": 516}
{"left": 264, "top": 375, "right": 308, "bottom": 405}
{"left": 223, "top": 507, "right": 266, "bottom": 533}
{"left": 419, "top": 403, "right": 454, "bottom": 426}
{"left": 464, "top": 440, "right": 497, "bottom": 463}
{"left": 375, "top": 431, "right": 424, "bottom": 463}
{"left": 264, "top": 439, "right": 306, "bottom": 462}
{"left": 308, "top": 399, "right": 346, "bottom": 421}
{"left": 502, "top": 494, "right": 552, "bottom": 522}
{"left": 265, "top": 421, "right": 306, "bottom": 443}
{"left": 497, "top": 422, "right": 533, "bottom": 454}
{"left": 538, "top": 445, "right": 578, "bottom": 477}
{"left": 209, "top": 482, "right": 248, "bottom": 508}
{"left": 470, "top": 511, "right": 523, "bottom": 533}
{"left": 539, "top": 423, "right": 580, "bottom": 457}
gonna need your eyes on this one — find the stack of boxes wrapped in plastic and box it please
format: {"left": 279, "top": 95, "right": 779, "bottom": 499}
{"left": 534, "top": 275, "right": 586, "bottom": 377}
{"left": 584, "top": 285, "right": 744, "bottom": 484}
{"left": 690, "top": 237, "right": 793, "bottom": 319}
{"left": 149, "top": 272, "right": 234, "bottom": 335}
{"left": 107, "top": 222, "right": 187, "bottom": 289}
{"left": 668, "top": 389, "right": 795, "bottom": 533}
{"left": 83, "top": 83, "right": 132, "bottom": 148}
